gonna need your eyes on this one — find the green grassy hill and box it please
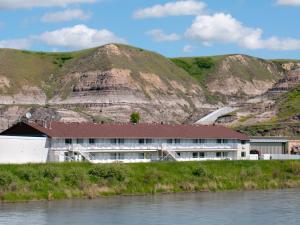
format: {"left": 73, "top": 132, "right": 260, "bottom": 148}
{"left": 0, "top": 44, "right": 198, "bottom": 100}
{"left": 0, "top": 48, "right": 95, "bottom": 98}
{"left": 55, "top": 44, "right": 197, "bottom": 100}
{"left": 171, "top": 54, "right": 282, "bottom": 85}
{"left": 278, "top": 86, "right": 300, "bottom": 120}
{"left": 235, "top": 87, "right": 300, "bottom": 136}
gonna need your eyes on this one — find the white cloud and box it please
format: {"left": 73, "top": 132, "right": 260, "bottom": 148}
{"left": 0, "top": 25, "right": 124, "bottom": 50}
{"left": 0, "top": 38, "right": 32, "bottom": 49}
{"left": 186, "top": 13, "right": 300, "bottom": 51}
{"left": 277, "top": 0, "right": 300, "bottom": 6}
{"left": 38, "top": 24, "right": 125, "bottom": 49}
{"left": 183, "top": 45, "right": 194, "bottom": 52}
{"left": 0, "top": 0, "right": 95, "bottom": 9}
{"left": 134, "top": 0, "right": 206, "bottom": 19}
{"left": 146, "top": 29, "right": 180, "bottom": 42}
{"left": 42, "top": 9, "right": 92, "bottom": 23}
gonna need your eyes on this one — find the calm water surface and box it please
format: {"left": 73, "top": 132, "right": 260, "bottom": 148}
{"left": 0, "top": 189, "right": 299, "bottom": 225}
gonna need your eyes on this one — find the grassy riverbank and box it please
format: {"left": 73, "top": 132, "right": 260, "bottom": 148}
{"left": 1, "top": 161, "right": 300, "bottom": 202}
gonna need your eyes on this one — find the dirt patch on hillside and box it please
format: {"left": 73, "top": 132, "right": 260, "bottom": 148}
{"left": 228, "top": 55, "right": 249, "bottom": 65}
{"left": 69, "top": 69, "right": 138, "bottom": 92}
{"left": 140, "top": 72, "right": 168, "bottom": 91}
{"left": 208, "top": 77, "right": 274, "bottom": 96}
{"left": 104, "top": 44, "right": 121, "bottom": 56}
{"left": 282, "top": 63, "right": 300, "bottom": 71}
{"left": 170, "top": 80, "right": 186, "bottom": 93}
{"left": 0, "top": 76, "right": 10, "bottom": 89}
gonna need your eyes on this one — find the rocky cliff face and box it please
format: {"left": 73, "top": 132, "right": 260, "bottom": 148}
{"left": 206, "top": 55, "right": 281, "bottom": 97}
{"left": 0, "top": 44, "right": 298, "bottom": 132}
{"left": 0, "top": 44, "right": 208, "bottom": 126}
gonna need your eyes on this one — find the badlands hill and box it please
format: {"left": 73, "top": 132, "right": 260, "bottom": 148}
{"left": 0, "top": 44, "right": 299, "bottom": 136}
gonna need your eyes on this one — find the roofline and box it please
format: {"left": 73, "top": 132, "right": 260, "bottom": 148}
{"left": 251, "top": 136, "right": 300, "bottom": 140}
{"left": 52, "top": 136, "right": 249, "bottom": 140}
{"left": 2, "top": 121, "right": 249, "bottom": 140}
{"left": 250, "top": 139, "right": 288, "bottom": 143}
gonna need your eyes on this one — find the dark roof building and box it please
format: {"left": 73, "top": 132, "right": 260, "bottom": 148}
{"left": 0, "top": 121, "right": 250, "bottom": 163}
{"left": 1, "top": 121, "right": 249, "bottom": 140}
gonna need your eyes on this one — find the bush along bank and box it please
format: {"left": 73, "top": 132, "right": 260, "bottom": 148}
{"left": 1, "top": 161, "right": 300, "bottom": 202}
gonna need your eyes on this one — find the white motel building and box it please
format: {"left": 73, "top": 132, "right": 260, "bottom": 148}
{"left": 0, "top": 122, "right": 250, "bottom": 164}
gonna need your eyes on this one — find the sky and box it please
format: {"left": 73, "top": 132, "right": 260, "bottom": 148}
{"left": 0, "top": 0, "right": 299, "bottom": 59}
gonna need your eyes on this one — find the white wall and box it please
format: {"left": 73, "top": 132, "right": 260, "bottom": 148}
{"left": 0, "top": 136, "right": 49, "bottom": 164}
{"left": 236, "top": 143, "right": 250, "bottom": 160}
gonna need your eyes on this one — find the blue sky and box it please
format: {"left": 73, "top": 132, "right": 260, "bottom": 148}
{"left": 0, "top": 0, "right": 299, "bottom": 59}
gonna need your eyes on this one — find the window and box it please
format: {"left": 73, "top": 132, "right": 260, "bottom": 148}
{"left": 241, "top": 152, "right": 246, "bottom": 158}
{"left": 144, "top": 153, "right": 150, "bottom": 159}
{"left": 192, "top": 152, "right": 198, "bottom": 158}
{"left": 199, "top": 139, "right": 205, "bottom": 144}
{"left": 199, "top": 152, "right": 205, "bottom": 158}
{"left": 110, "top": 139, "right": 117, "bottom": 144}
{"left": 89, "top": 139, "right": 95, "bottom": 144}
{"left": 118, "top": 153, "right": 125, "bottom": 160}
{"left": 193, "top": 139, "right": 198, "bottom": 144}
{"left": 146, "top": 139, "right": 153, "bottom": 144}
{"left": 138, "top": 153, "right": 145, "bottom": 159}
{"left": 110, "top": 153, "right": 117, "bottom": 160}
{"left": 217, "top": 139, "right": 222, "bottom": 144}
{"left": 223, "top": 139, "right": 229, "bottom": 143}
{"left": 176, "top": 152, "right": 181, "bottom": 157}
{"left": 175, "top": 139, "right": 181, "bottom": 144}
{"left": 118, "top": 139, "right": 125, "bottom": 144}
{"left": 216, "top": 152, "right": 222, "bottom": 158}
{"left": 64, "top": 152, "right": 69, "bottom": 161}
{"left": 65, "top": 139, "right": 72, "bottom": 145}
{"left": 241, "top": 140, "right": 247, "bottom": 145}
{"left": 167, "top": 139, "right": 173, "bottom": 144}
{"left": 223, "top": 152, "right": 229, "bottom": 157}
{"left": 77, "top": 139, "right": 83, "bottom": 144}
{"left": 139, "top": 139, "right": 145, "bottom": 144}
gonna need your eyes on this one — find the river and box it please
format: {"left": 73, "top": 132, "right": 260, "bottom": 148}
{"left": 0, "top": 189, "right": 299, "bottom": 225}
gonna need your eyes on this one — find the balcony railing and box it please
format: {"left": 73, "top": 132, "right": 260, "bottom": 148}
{"left": 51, "top": 143, "right": 239, "bottom": 151}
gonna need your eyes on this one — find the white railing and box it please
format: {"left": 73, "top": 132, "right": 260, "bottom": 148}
{"left": 51, "top": 143, "right": 238, "bottom": 151}
{"left": 161, "top": 144, "right": 178, "bottom": 161}
{"left": 262, "top": 154, "right": 300, "bottom": 160}
{"left": 77, "top": 150, "right": 96, "bottom": 163}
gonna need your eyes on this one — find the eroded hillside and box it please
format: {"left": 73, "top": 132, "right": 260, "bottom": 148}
{"left": 0, "top": 44, "right": 298, "bottom": 135}
{"left": 172, "top": 54, "right": 283, "bottom": 103}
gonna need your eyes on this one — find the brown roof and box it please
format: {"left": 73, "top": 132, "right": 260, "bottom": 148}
{"left": 24, "top": 122, "right": 249, "bottom": 140}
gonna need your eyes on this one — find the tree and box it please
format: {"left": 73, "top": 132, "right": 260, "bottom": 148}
{"left": 130, "top": 112, "right": 140, "bottom": 124}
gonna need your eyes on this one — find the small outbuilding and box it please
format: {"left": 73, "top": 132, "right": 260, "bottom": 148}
{"left": 250, "top": 137, "right": 288, "bottom": 155}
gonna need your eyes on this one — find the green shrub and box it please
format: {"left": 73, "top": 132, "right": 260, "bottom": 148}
{"left": 272, "top": 169, "right": 281, "bottom": 178}
{"left": 240, "top": 166, "right": 262, "bottom": 177}
{"left": 194, "top": 57, "right": 214, "bottom": 69}
{"left": 143, "top": 169, "right": 164, "bottom": 184}
{"left": 42, "top": 167, "right": 60, "bottom": 180}
{"left": 64, "top": 169, "right": 88, "bottom": 187}
{"left": 88, "top": 165, "right": 126, "bottom": 181}
{"left": 15, "top": 167, "right": 38, "bottom": 181}
{"left": 285, "top": 162, "right": 300, "bottom": 175}
{"left": 192, "top": 166, "right": 208, "bottom": 177}
{"left": 0, "top": 171, "right": 15, "bottom": 189}
{"left": 130, "top": 112, "right": 140, "bottom": 124}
